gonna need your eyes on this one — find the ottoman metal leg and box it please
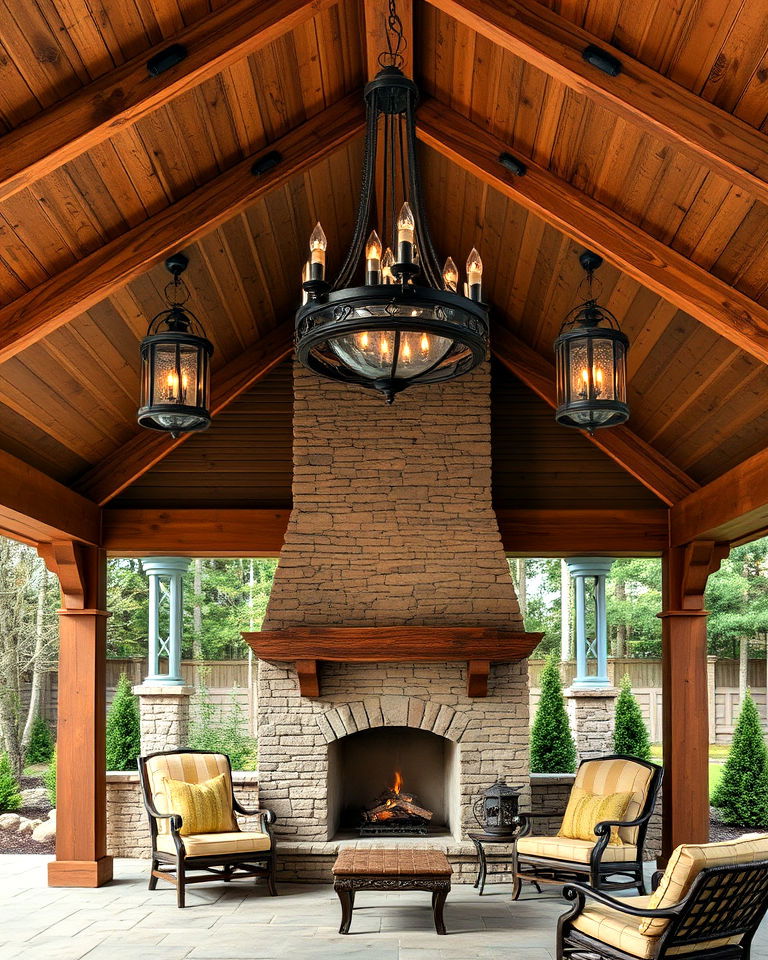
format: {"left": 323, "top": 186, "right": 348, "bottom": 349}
{"left": 335, "top": 883, "right": 354, "bottom": 934}
{"left": 432, "top": 885, "right": 449, "bottom": 935}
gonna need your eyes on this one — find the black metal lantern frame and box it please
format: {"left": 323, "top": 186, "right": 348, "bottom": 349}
{"left": 554, "top": 252, "right": 629, "bottom": 433}
{"left": 473, "top": 777, "right": 521, "bottom": 837}
{"left": 295, "top": 2, "right": 489, "bottom": 403}
{"left": 138, "top": 254, "right": 214, "bottom": 438}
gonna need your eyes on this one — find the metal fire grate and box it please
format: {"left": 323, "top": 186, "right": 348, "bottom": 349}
{"left": 359, "top": 819, "right": 429, "bottom": 837}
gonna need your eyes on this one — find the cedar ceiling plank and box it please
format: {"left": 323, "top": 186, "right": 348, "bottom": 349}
{"left": 0, "top": 95, "right": 364, "bottom": 364}
{"left": 0, "top": 0, "right": 337, "bottom": 203}
{"left": 363, "top": 0, "right": 412, "bottom": 79}
{"left": 492, "top": 324, "right": 699, "bottom": 507}
{"left": 416, "top": 98, "right": 768, "bottom": 365}
{"left": 670, "top": 445, "right": 768, "bottom": 547}
{"left": 74, "top": 320, "right": 295, "bottom": 506}
{"left": 425, "top": 0, "right": 768, "bottom": 206}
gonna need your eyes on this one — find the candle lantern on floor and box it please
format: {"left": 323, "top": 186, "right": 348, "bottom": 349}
{"left": 473, "top": 777, "right": 521, "bottom": 836}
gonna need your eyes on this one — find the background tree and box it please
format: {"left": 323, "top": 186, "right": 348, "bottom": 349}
{"left": 106, "top": 674, "right": 141, "bottom": 771}
{"left": 530, "top": 656, "right": 577, "bottom": 773}
{"left": 711, "top": 690, "right": 768, "bottom": 827}
{"left": 24, "top": 712, "right": 54, "bottom": 765}
{"left": 613, "top": 674, "right": 651, "bottom": 760}
{"left": 0, "top": 752, "right": 22, "bottom": 812}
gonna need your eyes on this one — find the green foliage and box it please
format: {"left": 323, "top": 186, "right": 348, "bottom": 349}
{"left": 705, "top": 542, "right": 768, "bottom": 659}
{"left": 106, "top": 674, "right": 141, "bottom": 772}
{"left": 613, "top": 674, "right": 651, "bottom": 761}
{"left": 0, "top": 753, "right": 22, "bottom": 812}
{"left": 711, "top": 691, "right": 768, "bottom": 827}
{"left": 25, "top": 713, "right": 54, "bottom": 764}
{"left": 45, "top": 746, "right": 56, "bottom": 807}
{"left": 188, "top": 676, "right": 258, "bottom": 771}
{"left": 530, "top": 656, "right": 577, "bottom": 773}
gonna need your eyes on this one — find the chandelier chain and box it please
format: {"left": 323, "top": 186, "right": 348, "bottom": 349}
{"left": 378, "top": 0, "right": 407, "bottom": 69}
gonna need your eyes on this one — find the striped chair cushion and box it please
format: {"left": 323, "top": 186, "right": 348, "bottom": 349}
{"left": 573, "top": 758, "right": 654, "bottom": 844}
{"left": 156, "top": 830, "right": 271, "bottom": 858}
{"left": 145, "top": 753, "right": 236, "bottom": 835}
{"left": 517, "top": 835, "right": 638, "bottom": 863}
{"left": 639, "top": 834, "right": 768, "bottom": 936}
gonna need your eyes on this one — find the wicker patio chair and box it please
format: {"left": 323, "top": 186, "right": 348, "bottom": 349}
{"left": 557, "top": 838, "right": 768, "bottom": 959}
{"left": 138, "top": 748, "right": 277, "bottom": 907}
{"left": 513, "top": 755, "right": 663, "bottom": 898}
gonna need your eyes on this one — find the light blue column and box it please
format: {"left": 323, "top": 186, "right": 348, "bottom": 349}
{"left": 565, "top": 557, "right": 615, "bottom": 688}
{"left": 140, "top": 557, "right": 191, "bottom": 685}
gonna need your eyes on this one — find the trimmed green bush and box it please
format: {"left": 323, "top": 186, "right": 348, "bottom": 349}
{"left": 0, "top": 753, "right": 22, "bottom": 812}
{"left": 531, "top": 656, "right": 577, "bottom": 773}
{"left": 45, "top": 746, "right": 56, "bottom": 807}
{"left": 613, "top": 674, "right": 651, "bottom": 761}
{"left": 106, "top": 673, "right": 141, "bottom": 772}
{"left": 25, "top": 713, "right": 55, "bottom": 765}
{"left": 711, "top": 690, "right": 768, "bottom": 827}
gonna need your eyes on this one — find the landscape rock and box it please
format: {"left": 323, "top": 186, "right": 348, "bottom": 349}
{"left": 20, "top": 787, "right": 49, "bottom": 807}
{"left": 0, "top": 814, "right": 21, "bottom": 832}
{"left": 32, "top": 817, "right": 56, "bottom": 843}
{"left": 16, "top": 817, "right": 42, "bottom": 835}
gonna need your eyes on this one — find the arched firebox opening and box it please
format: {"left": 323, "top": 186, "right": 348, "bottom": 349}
{"left": 327, "top": 725, "right": 461, "bottom": 841}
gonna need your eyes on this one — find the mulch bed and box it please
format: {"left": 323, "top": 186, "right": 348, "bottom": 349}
{"left": 0, "top": 772, "right": 55, "bottom": 856}
{"left": 710, "top": 806, "right": 767, "bottom": 842}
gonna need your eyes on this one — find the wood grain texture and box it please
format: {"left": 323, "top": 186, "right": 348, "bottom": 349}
{"left": 417, "top": 98, "right": 768, "bottom": 365}
{"left": 295, "top": 659, "right": 320, "bottom": 697}
{"left": 426, "top": 0, "right": 768, "bottom": 206}
{"left": 466, "top": 659, "right": 490, "bottom": 697}
{"left": 0, "top": 97, "right": 363, "bottom": 362}
{"left": 0, "top": 0, "right": 335, "bottom": 202}
{"left": 496, "top": 508, "right": 669, "bottom": 556}
{"left": 363, "top": 0, "right": 412, "bottom": 79}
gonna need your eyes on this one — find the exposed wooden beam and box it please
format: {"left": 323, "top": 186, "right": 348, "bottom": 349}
{"left": 417, "top": 99, "right": 768, "bottom": 365}
{"left": 363, "top": 0, "right": 413, "bottom": 79}
{"left": 496, "top": 508, "right": 669, "bottom": 556}
{"left": 427, "top": 0, "right": 768, "bottom": 208}
{"left": 492, "top": 325, "right": 699, "bottom": 506}
{"left": 0, "top": 95, "right": 363, "bottom": 364}
{"left": 670, "top": 447, "right": 768, "bottom": 547}
{"left": 76, "top": 322, "right": 295, "bottom": 506}
{"left": 0, "top": 0, "right": 334, "bottom": 202}
{"left": 0, "top": 449, "right": 100, "bottom": 546}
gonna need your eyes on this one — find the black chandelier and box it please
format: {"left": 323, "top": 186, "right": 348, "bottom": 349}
{"left": 137, "top": 253, "right": 213, "bottom": 438}
{"left": 294, "top": 1, "right": 489, "bottom": 403}
{"left": 553, "top": 251, "right": 629, "bottom": 433}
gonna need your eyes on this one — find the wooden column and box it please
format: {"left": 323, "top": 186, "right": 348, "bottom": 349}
{"left": 660, "top": 541, "right": 728, "bottom": 864}
{"left": 39, "top": 541, "right": 112, "bottom": 887}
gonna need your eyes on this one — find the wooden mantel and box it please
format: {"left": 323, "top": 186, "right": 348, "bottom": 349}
{"left": 242, "top": 626, "right": 542, "bottom": 698}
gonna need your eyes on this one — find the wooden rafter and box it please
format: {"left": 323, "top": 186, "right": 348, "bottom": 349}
{"left": 492, "top": 325, "right": 699, "bottom": 506}
{"left": 0, "top": 449, "right": 100, "bottom": 546}
{"left": 0, "top": 0, "right": 335, "bottom": 203}
{"left": 670, "top": 447, "right": 768, "bottom": 547}
{"left": 417, "top": 98, "right": 768, "bottom": 366}
{"left": 0, "top": 95, "right": 363, "bottom": 364}
{"left": 426, "top": 0, "right": 768, "bottom": 207}
{"left": 74, "top": 321, "right": 294, "bottom": 506}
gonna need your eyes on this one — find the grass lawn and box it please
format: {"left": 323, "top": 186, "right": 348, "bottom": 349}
{"left": 651, "top": 744, "right": 726, "bottom": 800}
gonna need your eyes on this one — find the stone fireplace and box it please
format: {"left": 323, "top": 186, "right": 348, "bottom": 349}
{"left": 250, "top": 361, "right": 536, "bottom": 880}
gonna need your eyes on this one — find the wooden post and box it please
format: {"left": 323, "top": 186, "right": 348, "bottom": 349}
{"left": 39, "top": 541, "right": 112, "bottom": 887}
{"left": 660, "top": 542, "right": 728, "bottom": 864}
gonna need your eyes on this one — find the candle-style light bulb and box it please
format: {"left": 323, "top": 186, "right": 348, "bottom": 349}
{"left": 381, "top": 247, "right": 395, "bottom": 284}
{"left": 466, "top": 247, "right": 482, "bottom": 301}
{"left": 358, "top": 331, "right": 370, "bottom": 349}
{"left": 397, "top": 202, "right": 415, "bottom": 265}
{"left": 365, "top": 230, "right": 383, "bottom": 284}
{"left": 420, "top": 333, "right": 430, "bottom": 353}
{"left": 309, "top": 222, "right": 327, "bottom": 281}
{"left": 442, "top": 257, "right": 459, "bottom": 292}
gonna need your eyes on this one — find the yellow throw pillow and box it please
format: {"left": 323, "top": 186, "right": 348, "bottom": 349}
{"left": 558, "top": 787, "right": 632, "bottom": 846}
{"left": 160, "top": 772, "right": 233, "bottom": 836}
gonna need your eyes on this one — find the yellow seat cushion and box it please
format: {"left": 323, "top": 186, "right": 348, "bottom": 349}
{"left": 516, "top": 835, "right": 638, "bottom": 863}
{"left": 157, "top": 830, "right": 272, "bottom": 858}
{"left": 159, "top": 772, "right": 233, "bottom": 836}
{"left": 145, "top": 753, "right": 236, "bottom": 836}
{"left": 571, "top": 894, "right": 741, "bottom": 958}
{"left": 640, "top": 833, "right": 768, "bottom": 936}
{"left": 559, "top": 787, "right": 632, "bottom": 845}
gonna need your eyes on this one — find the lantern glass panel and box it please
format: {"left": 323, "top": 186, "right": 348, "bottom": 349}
{"left": 329, "top": 328, "right": 453, "bottom": 379}
{"left": 591, "top": 337, "right": 616, "bottom": 400}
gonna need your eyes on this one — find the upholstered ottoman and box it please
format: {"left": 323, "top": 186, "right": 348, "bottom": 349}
{"left": 332, "top": 848, "right": 452, "bottom": 934}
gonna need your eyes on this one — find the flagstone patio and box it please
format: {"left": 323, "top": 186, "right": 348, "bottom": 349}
{"left": 0, "top": 856, "right": 766, "bottom": 960}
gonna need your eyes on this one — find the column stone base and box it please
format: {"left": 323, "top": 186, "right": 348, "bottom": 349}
{"left": 566, "top": 686, "right": 619, "bottom": 761}
{"left": 134, "top": 684, "right": 195, "bottom": 756}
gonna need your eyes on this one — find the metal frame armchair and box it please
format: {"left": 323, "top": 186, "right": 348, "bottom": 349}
{"left": 513, "top": 755, "right": 663, "bottom": 898}
{"left": 557, "top": 859, "right": 768, "bottom": 959}
{"left": 138, "top": 748, "right": 277, "bottom": 908}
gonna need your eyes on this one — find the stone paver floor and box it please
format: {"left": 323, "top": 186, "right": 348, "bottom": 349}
{"left": 1, "top": 856, "right": 767, "bottom": 960}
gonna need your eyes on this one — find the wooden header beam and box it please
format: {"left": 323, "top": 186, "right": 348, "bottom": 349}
{"left": 0, "top": 95, "right": 363, "bottom": 364}
{"left": 496, "top": 508, "right": 669, "bottom": 556}
{"left": 0, "top": 0, "right": 334, "bottom": 203}
{"left": 670, "top": 447, "right": 768, "bottom": 547}
{"left": 76, "top": 321, "right": 294, "bottom": 505}
{"left": 493, "top": 325, "right": 699, "bottom": 506}
{"left": 417, "top": 99, "right": 768, "bottom": 366}
{"left": 427, "top": 0, "right": 768, "bottom": 208}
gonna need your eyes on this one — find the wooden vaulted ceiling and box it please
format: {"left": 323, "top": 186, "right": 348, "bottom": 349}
{"left": 2, "top": 0, "right": 768, "bottom": 548}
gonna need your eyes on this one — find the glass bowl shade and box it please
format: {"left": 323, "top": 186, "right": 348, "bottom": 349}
{"left": 138, "top": 332, "right": 213, "bottom": 436}
{"left": 554, "top": 327, "right": 629, "bottom": 430}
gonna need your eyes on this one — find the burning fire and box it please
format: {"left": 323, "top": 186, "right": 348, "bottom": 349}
{"left": 362, "top": 769, "right": 433, "bottom": 830}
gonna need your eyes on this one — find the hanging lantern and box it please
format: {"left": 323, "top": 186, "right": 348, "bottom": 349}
{"left": 472, "top": 777, "right": 521, "bottom": 836}
{"left": 553, "top": 251, "right": 629, "bottom": 433}
{"left": 294, "top": 1, "right": 489, "bottom": 403}
{"left": 138, "top": 253, "right": 213, "bottom": 438}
